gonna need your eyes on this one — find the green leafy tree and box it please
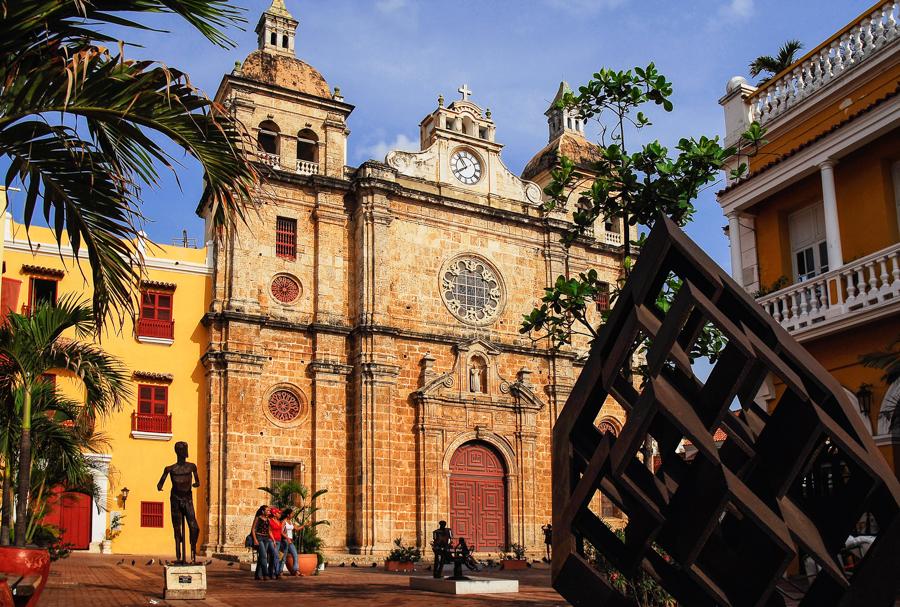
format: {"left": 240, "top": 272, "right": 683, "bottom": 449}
{"left": 749, "top": 40, "right": 804, "bottom": 84}
{"left": 1, "top": 0, "right": 259, "bottom": 328}
{"left": 0, "top": 297, "right": 128, "bottom": 547}
{"left": 521, "top": 64, "right": 752, "bottom": 353}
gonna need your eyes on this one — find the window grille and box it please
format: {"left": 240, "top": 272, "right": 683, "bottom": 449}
{"left": 140, "top": 501, "right": 164, "bottom": 527}
{"left": 138, "top": 384, "right": 168, "bottom": 415}
{"left": 595, "top": 282, "right": 610, "bottom": 313}
{"left": 275, "top": 217, "right": 297, "bottom": 260}
{"left": 271, "top": 464, "right": 295, "bottom": 490}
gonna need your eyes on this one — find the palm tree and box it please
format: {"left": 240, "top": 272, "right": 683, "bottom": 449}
{"left": 0, "top": 297, "right": 128, "bottom": 547}
{"left": 0, "top": 380, "right": 110, "bottom": 546}
{"left": 861, "top": 336, "right": 900, "bottom": 433}
{"left": 749, "top": 40, "right": 805, "bottom": 83}
{"left": 0, "top": 1, "right": 259, "bottom": 328}
{"left": 258, "top": 481, "right": 329, "bottom": 558}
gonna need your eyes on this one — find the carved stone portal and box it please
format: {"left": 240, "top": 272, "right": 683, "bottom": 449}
{"left": 552, "top": 216, "right": 900, "bottom": 607}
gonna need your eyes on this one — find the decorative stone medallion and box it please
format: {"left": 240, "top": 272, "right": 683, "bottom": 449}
{"left": 270, "top": 274, "right": 301, "bottom": 304}
{"left": 267, "top": 389, "right": 302, "bottom": 423}
{"left": 440, "top": 255, "right": 505, "bottom": 326}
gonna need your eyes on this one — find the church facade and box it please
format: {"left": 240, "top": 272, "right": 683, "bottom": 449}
{"left": 197, "top": 0, "right": 627, "bottom": 556}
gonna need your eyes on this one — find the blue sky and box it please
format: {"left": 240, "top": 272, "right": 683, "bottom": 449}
{"left": 5, "top": 0, "right": 874, "bottom": 267}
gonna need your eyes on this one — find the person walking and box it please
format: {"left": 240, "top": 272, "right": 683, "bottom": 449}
{"left": 278, "top": 508, "right": 299, "bottom": 576}
{"left": 251, "top": 505, "right": 274, "bottom": 580}
{"left": 267, "top": 507, "right": 283, "bottom": 579}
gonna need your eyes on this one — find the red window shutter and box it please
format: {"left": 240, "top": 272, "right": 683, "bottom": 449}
{"left": 595, "top": 282, "right": 610, "bottom": 313}
{"left": 140, "top": 501, "right": 164, "bottom": 527}
{"left": 137, "top": 291, "right": 175, "bottom": 339}
{"left": 275, "top": 217, "right": 297, "bottom": 260}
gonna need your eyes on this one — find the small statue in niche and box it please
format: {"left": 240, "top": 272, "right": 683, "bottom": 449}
{"left": 468, "top": 357, "right": 487, "bottom": 394}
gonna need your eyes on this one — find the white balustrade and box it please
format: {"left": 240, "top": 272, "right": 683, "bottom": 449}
{"left": 296, "top": 159, "right": 319, "bottom": 175}
{"left": 757, "top": 242, "right": 900, "bottom": 333}
{"left": 604, "top": 231, "right": 623, "bottom": 246}
{"left": 259, "top": 152, "right": 281, "bottom": 168}
{"left": 749, "top": 1, "right": 899, "bottom": 125}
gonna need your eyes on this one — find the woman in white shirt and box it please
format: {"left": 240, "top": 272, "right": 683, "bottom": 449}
{"left": 278, "top": 508, "right": 299, "bottom": 576}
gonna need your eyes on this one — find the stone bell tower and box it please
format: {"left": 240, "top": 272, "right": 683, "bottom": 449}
{"left": 255, "top": 0, "right": 298, "bottom": 57}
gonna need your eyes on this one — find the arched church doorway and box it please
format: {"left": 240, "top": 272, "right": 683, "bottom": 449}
{"left": 449, "top": 441, "right": 507, "bottom": 551}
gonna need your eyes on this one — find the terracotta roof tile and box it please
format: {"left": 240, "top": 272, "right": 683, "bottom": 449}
{"left": 521, "top": 132, "right": 602, "bottom": 182}
{"left": 718, "top": 84, "right": 899, "bottom": 196}
{"left": 239, "top": 50, "right": 331, "bottom": 99}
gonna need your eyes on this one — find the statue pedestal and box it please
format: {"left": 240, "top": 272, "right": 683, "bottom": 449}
{"left": 163, "top": 564, "right": 207, "bottom": 600}
{"left": 409, "top": 576, "right": 518, "bottom": 595}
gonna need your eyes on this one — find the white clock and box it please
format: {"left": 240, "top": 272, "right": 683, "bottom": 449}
{"left": 450, "top": 150, "right": 482, "bottom": 185}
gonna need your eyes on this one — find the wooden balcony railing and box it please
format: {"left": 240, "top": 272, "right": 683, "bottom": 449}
{"left": 757, "top": 241, "right": 900, "bottom": 334}
{"left": 137, "top": 318, "right": 174, "bottom": 340}
{"left": 749, "top": 1, "right": 900, "bottom": 125}
{"left": 131, "top": 412, "right": 172, "bottom": 434}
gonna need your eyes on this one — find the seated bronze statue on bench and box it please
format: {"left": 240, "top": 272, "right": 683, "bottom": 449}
{"left": 431, "top": 522, "right": 479, "bottom": 580}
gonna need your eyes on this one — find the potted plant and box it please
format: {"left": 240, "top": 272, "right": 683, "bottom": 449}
{"left": 385, "top": 537, "right": 420, "bottom": 572}
{"left": 259, "top": 481, "right": 329, "bottom": 576}
{"left": 102, "top": 513, "right": 124, "bottom": 554}
{"left": 500, "top": 543, "right": 528, "bottom": 570}
{"left": 0, "top": 300, "right": 128, "bottom": 607}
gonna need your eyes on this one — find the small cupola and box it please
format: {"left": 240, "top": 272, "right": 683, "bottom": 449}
{"left": 418, "top": 84, "right": 498, "bottom": 150}
{"left": 546, "top": 81, "right": 585, "bottom": 141}
{"left": 255, "top": 0, "right": 298, "bottom": 57}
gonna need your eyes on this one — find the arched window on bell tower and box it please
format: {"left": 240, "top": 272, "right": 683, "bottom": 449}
{"left": 257, "top": 120, "right": 280, "bottom": 156}
{"left": 296, "top": 129, "right": 318, "bottom": 163}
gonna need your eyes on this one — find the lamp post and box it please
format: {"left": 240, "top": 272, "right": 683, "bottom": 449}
{"left": 121, "top": 487, "right": 130, "bottom": 508}
{"left": 856, "top": 384, "right": 873, "bottom": 417}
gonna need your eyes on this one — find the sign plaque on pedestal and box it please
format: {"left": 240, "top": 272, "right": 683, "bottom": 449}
{"left": 163, "top": 564, "right": 207, "bottom": 600}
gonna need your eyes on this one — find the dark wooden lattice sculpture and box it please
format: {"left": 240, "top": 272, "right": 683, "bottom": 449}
{"left": 552, "top": 216, "right": 900, "bottom": 607}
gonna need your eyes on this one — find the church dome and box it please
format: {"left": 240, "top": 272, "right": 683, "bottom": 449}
{"left": 521, "top": 132, "right": 602, "bottom": 182}
{"left": 239, "top": 50, "right": 331, "bottom": 99}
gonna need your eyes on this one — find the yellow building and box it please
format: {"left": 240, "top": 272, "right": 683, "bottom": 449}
{"left": 0, "top": 212, "right": 211, "bottom": 555}
{"left": 717, "top": 0, "right": 900, "bottom": 475}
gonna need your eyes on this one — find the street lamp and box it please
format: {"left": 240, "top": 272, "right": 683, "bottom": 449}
{"left": 120, "top": 487, "right": 130, "bottom": 508}
{"left": 856, "top": 384, "right": 873, "bottom": 417}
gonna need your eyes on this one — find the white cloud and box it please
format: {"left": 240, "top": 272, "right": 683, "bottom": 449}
{"left": 719, "top": 0, "right": 754, "bottom": 20}
{"left": 542, "top": 0, "right": 626, "bottom": 14}
{"left": 375, "top": 0, "right": 408, "bottom": 13}
{"left": 360, "top": 133, "right": 418, "bottom": 162}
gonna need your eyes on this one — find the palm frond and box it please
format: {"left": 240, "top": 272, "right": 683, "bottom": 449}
{"left": 1, "top": 2, "right": 258, "bottom": 329}
{"left": 749, "top": 39, "right": 804, "bottom": 81}
{"left": 861, "top": 335, "right": 900, "bottom": 385}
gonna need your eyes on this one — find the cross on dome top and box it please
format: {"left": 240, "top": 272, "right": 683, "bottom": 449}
{"left": 458, "top": 84, "right": 472, "bottom": 102}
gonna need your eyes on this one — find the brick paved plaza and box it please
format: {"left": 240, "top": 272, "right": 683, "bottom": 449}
{"left": 42, "top": 553, "right": 566, "bottom": 606}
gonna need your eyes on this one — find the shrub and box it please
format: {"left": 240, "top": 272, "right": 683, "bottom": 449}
{"left": 387, "top": 537, "right": 421, "bottom": 563}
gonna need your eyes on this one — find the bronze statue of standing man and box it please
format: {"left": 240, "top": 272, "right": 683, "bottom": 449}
{"left": 157, "top": 441, "right": 201, "bottom": 564}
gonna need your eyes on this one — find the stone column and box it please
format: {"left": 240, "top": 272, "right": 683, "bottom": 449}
{"left": 819, "top": 160, "right": 844, "bottom": 269}
{"left": 86, "top": 453, "right": 111, "bottom": 553}
{"left": 727, "top": 211, "right": 744, "bottom": 285}
{"left": 348, "top": 168, "right": 399, "bottom": 554}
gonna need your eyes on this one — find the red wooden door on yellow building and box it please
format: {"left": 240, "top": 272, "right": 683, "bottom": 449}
{"left": 43, "top": 489, "right": 92, "bottom": 550}
{"left": 449, "top": 442, "right": 506, "bottom": 552}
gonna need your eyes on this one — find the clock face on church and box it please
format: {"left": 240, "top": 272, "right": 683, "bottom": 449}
{"left": 450, "top": 150, "right": 482, "bottom": 185}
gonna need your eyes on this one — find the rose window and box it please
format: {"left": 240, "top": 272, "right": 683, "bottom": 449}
{"left": 270, "top": 275, "right": 300, "bottom": 303}
{"left": 268, "top": 390, "right": 301, "bottom": 422}
{"left": 441, "top": 257, "right": 503, "bottom": 325}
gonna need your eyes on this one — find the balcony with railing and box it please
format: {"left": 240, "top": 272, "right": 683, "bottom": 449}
{"left": 603, "top": 231, "right": 623, "bottom": 246}
{"left": 258, "top": 151, "right": 281, "bottom": 169}
{"left": 757, "top": 241, "right": 900, "bottom": 336}
{"left": 748, "top": 1, "right": 900, "bottom": 126}
{"left": 131, "top": 412, "right": 172, "bottom": 438}
{"left": 136, "top": 317, "right": 174, "bottom": 341}
{"left": 296, "top": 159, "right": 319, "bottom": 175}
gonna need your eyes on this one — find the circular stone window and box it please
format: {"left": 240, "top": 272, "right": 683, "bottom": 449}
{"left": 267, "top": 389, "right": 302, "bottom": 423}
{"left": 270, "top": 274, "right": 301, "bottom": 304}
{"left": 440, "top": 255, "right": 505, "bottom": 326}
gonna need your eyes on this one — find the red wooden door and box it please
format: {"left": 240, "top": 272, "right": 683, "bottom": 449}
{"left": 449, "top": 442, "right": 506, "bottom": 552}
{"left": 43, "top": 489, "right": 92, "bottom": 550}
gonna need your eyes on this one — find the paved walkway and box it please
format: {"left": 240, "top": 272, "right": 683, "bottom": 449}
{"left": 43, "top": 553, "right": 568, "bottom": 607}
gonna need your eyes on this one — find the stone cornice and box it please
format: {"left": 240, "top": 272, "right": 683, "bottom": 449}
{"left": 203, "top": 310, "right": 578, "bottom": 360}
{"left": 309, "top": 360, "right": 354, "bottom": 376}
